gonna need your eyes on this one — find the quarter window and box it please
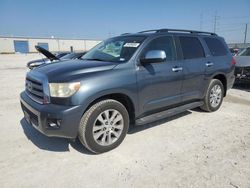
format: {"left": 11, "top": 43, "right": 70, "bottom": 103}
{"left": 141, "top": 36, "right": 176, "bottom": 61}
{"left": 204, "top": 37, "right": 228, "bottom": 56}
{"left": 179, "top": 37, "right": 205, "bottom": 59}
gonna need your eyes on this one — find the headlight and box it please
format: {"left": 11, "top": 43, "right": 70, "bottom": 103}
{"left": 49, "top": 82, "right": 81, "bottom": 98}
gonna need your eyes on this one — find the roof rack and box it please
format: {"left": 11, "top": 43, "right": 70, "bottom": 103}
{"left": 138, "top": 29, "right": 217, "bottom": 36}
{"left": 120, "top": 33, "right": 131, "bottom": 36}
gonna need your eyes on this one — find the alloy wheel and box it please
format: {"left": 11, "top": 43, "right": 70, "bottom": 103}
{"left": 92, "top": 109, "right": 124, "bottom": 146}
{"left": 209, "top": 84, "right": 222, "bottom": 108}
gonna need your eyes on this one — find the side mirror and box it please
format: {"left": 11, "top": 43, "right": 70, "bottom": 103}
{"left": 140, "top": 50, "right": 166, "bottom": 64}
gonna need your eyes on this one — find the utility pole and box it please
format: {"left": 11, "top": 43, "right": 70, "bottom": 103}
{"left": 244, "top": 23, "right": 248, "bottom": 47}
{"left": 213, "top": 11, "right": 219, "bottom": 33}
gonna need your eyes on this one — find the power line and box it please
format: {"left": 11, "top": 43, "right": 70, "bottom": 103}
{"left": 197, "top": 12, "right": 249, "bottom": 42}
{"left": 199, "top": 14, "right": 250, "bottom": 22}
{"left": 217, "top": 22, "right": 250, "bottom": 27}
{"left": 217, "top": 29, "right": 244, "bottom": 32}
{"left": 219, "top": 16, "right": 250, "bottom": 20}
{"left": 217, "top": 25, "right": 245, "bottom": 30}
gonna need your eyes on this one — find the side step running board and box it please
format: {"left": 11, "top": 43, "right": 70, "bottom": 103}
{"left": 135, "top": 101, "right": 203, "bottom": 126}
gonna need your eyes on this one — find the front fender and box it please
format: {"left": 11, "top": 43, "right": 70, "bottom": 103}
{"left": 72, "top": 64, "right": 139, "bottom": 116}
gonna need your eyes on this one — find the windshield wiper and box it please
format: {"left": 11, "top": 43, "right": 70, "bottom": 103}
{"left": 81, "top": 58, "right": 104, "bottom": 61}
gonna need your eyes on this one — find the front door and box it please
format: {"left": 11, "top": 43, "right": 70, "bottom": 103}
{"left": 136, "top": 36, "right": 183, "bottom": 115}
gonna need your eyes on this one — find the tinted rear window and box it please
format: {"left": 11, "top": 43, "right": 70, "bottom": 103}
{"left": 179, "top": 37, "right": 205, "bottom": 59}
{"left": 204, "top": 37, "right": 228, "bottom": 56}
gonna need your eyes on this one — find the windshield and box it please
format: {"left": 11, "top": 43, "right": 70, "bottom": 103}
{"left": 238, "top": 48, "right": 250, "bottom": 56}
{"left": 61, "top": 53, "right": 78, "bottom": 59}
{"left": 56, "top": 53, "right": 69, "bottom": 58}
{"left": 82, "top": 36, "right": 145, "bottom": 63}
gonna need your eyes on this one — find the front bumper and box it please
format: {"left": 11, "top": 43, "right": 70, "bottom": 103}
{"left": 235, "top": 75, "right": 250, "bottom": 83}
{"left": 234, "top": 66, "right": 250, "bottom": 83}
{"left": 20, "top": 91, "right": 85, "bottom": 139}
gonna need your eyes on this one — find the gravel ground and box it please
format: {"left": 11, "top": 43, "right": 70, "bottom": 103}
{"left": 0, "top": 54, "right": 249, "bottom": 188}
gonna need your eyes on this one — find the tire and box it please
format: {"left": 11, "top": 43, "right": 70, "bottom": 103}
{"left": 78, "top": 99, "right": 129, "bottom": 154}
{"left": 200, "top": 79, "right": 224, "bottom": 112}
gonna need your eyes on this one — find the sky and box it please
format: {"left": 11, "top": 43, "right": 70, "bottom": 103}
{"left": 0, "top": 0, "right": 250, "bottom": 43}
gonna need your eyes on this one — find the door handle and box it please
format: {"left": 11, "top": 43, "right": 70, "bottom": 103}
{"left": 206, "top": 62, "right": 214, "bottom": 67}
{"left": 172, "top": 67, "right": 183, "bottom": 72}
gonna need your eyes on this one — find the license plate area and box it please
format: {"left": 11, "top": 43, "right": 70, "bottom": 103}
{"left": 21, "top": 100, "right": 39, "bottom": 127}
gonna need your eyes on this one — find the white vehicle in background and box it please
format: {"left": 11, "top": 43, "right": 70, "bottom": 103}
{"left": 234, "top": 47, "right": 250, "bottom": 83}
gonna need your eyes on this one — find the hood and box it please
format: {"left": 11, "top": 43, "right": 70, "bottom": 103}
{"left": 34, "top": 59, "right": 118, "bottom": 82}
{"left": 35, "top": 45, "right": 59, "bottom": 61}
{"left": 27, "top": 58, "right": 52, "bottom": 69}
{"left": 27, "top": 58, "right": 50, "bottom": 64}
{"left": 235, "top": 56, "right": 250, "bottom": 67}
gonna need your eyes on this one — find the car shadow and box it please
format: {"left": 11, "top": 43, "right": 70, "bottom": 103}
{"left": 21, "top": 110, "right": 192, "bottom": 153}
{"left": 128, "top": 110, "right": 192, "bottom": 134}
{"left": 233, "top": 83, "right": 250, "bottom": 92}
{"left": 190, "top": 107, "right": 204, "bottom": 112}
{"left": 20, "top": 118, "right": 94, "bottom": 155}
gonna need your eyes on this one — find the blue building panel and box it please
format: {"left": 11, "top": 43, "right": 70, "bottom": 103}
{"left": 37, "top": 42, "right": 49, "bottom": 51}
{"left": 14, "top": 40, "right": 29, "bottom": 53}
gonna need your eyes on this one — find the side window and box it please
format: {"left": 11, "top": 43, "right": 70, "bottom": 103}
{"left": 204, "top": 37, "right": 228, "bottom": 56}
{"left": 179, "top": 37, "right": 205, "bottom": 59}
{"left": 142, "top": 36, "right": 176, "bottom": 61}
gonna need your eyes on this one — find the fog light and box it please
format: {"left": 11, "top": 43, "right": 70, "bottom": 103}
{"left": 47, "top": 119, "right": 61, "bottom": 128}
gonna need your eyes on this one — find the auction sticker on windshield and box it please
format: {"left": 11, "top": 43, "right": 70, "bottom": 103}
{"left": 124, "top": 43, "right": 140, "bottom": 47}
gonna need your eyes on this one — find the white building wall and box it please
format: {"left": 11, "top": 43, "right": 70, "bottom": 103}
{"left": 58, "top": 40, "right": 85, "bottom": 52}
{"left": 85, "top": 40, "right": 100, "bottom": 50}
{"left": 0, "top": 38, "right": 15, "bottom": 53}
{"left": 28, "top": 38, "right": 59, "bottom": 52}
{"left": 0, "top": 37, "right": 101, "bottom": 53}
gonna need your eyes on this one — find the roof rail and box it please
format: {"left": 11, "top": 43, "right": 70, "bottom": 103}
{"left": 137, "top": 30, "right": 159, "bottom": 33}
{"left": 138, "top": 29, "right": 217, "bottom": 36}
{"left": 120, "top": 33, "right": 131, "bottom": 36}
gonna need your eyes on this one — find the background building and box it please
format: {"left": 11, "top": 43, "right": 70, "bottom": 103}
{"left": 1, "top": 36, "right": 249, "bottom": 54}
{"left": 0, "top": 36, "right": 101, "bottom": 54}
{"left": 227, "top": 43, "right": 250, "bottom": 49}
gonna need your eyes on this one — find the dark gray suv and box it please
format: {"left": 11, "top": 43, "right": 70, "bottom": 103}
{"left": 20, "top": 29, "right": 235, "bottom": 153}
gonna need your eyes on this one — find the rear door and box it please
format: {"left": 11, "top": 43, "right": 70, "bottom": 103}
{"left": 202, "top": 37, "right": 231, "bottom": 75}
{"left": 177, "top": 36, "right": 207, "bottom": 102}
{"left": 202, "top": 37, "right": 234, "bottom": 89}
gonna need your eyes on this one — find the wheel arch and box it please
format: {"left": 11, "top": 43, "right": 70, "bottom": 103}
{"left": 212, "top": 74, "right": 227, "bottom": 96}
{"left": 83, "top": 92, "right": 136, "bottom": 124}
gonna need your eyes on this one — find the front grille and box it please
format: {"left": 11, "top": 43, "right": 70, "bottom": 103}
{"left": 21, "top": 103, "right": 39, "bottom": 126}
{"left": 25, "top": 77, "right": 44, "bottom": 104}
{"left": 244, "top": 67, "right": 250, "bottom": 76}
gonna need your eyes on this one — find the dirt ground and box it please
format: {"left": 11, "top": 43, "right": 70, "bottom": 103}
{"left": 0, "top": 54, "right": 249, "bottom": 188}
